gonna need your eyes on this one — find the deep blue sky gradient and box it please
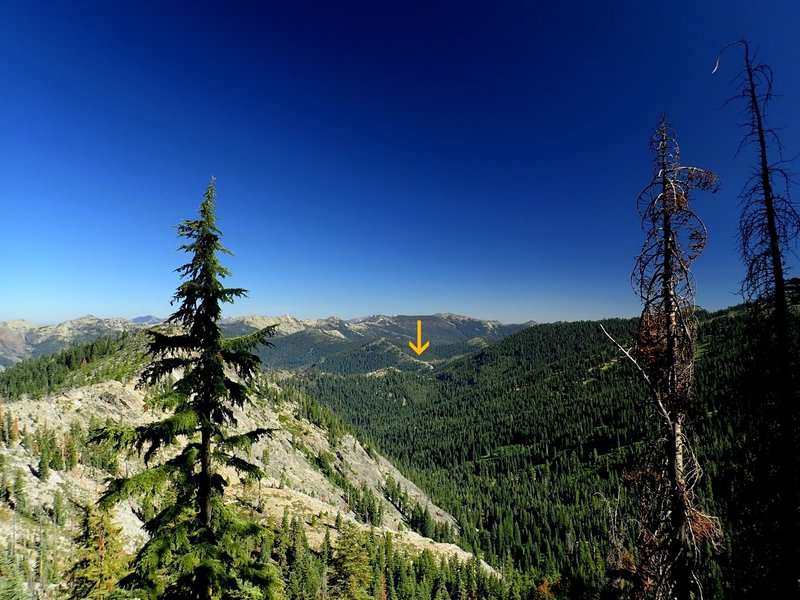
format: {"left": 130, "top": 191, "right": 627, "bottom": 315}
{"left": 2, "top": 1, "right": 799, "bottom": 323}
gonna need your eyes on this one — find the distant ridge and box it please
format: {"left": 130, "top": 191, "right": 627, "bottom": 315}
{"left": 220, "top": 313, "right": 533, "bottom": 373}
{"left": 0, "top": 315, "right": 137, "bottom": 369}
{"left": 0, "top": 313, "right": 533, "bottom": 373}
{"left": 131, "top": 315, "right": 163, "bottom": 325}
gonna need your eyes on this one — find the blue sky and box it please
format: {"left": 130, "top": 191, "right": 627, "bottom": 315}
{"left": 2, "top": 1, "right": 799, "bottom": 324}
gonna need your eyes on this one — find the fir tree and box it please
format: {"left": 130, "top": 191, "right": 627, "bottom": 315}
{"left": 12, "top": 469, "right": 26, "bottom": 515}
{"left": 333, "top": 523, "right": 371, "bottom": 600}
{"left": 96, "top": 177, "right": 281, "bottom": 599}
{"left": 65, "top": 507, "right": 131, "bottom": 600}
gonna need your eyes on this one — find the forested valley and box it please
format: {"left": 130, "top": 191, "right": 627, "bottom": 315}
{"left": 299, "top": 306, "right": 796, "bottom": 597}
{"left": 1, "top": 32, "right": 799, "bottom": 600}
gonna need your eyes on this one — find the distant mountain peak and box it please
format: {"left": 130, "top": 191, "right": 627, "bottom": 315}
{"left": 72, "top": 314, "right": 100, "bottom": 322}
{"left": 131, "top": 315, "right": 163, "bottom": 325}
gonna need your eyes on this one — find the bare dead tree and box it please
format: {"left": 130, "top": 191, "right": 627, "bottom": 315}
{"left": 622, "top": 117, "right": 722, "bottom": 599}
{"left": 716, "top": 40, "right": 800, "bottom": 326}
{"left": 715, "top": 39, "right": 800, "bottom": 595}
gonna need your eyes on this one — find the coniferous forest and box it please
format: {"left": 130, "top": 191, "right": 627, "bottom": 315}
{"left": 301, "top": 306, "right": 800, "bottom": 597}
{"left": 1, "top": 35, "right": 799, "bottom": 600}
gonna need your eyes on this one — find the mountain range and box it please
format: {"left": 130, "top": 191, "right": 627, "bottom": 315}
{"left": 0, "top": 313, "right": 532, "bottom": 374}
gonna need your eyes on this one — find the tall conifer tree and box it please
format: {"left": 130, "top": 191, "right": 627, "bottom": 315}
{"left": 65, "top": 507, "right": 131, "bottom": 600}
{"left": 98, "top": 178, "right": 281, "bottom": 599}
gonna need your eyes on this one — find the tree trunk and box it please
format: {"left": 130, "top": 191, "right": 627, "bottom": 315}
{"left": 200, "top": 421, "right": 213, "bottom": 599}
{"left": 200, "top": 424, "right": 212, "bottom": 528}
{"left": 670, "top": 416, "right": 691, "bottom": 600}
{"left": 746, "top": 48, "right": 789, "bottom": 339}
{"left": 745, "top": 45, "right": 799, "bottom": 596}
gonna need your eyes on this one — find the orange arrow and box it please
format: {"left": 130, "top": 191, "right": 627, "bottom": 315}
{"left": 408, "top": 319, "right": 430, "bottom": 356}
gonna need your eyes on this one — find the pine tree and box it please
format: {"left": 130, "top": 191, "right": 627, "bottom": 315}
{"left": 0, "top": 402, "right": 7, "bottom": 446}
{"left": 37, "top": 435, "right": 50, "bottom": 482}
{"left": 65, "top": 422, "right": 81, "bottom": 470}
{"left": 12, "top": 469, "right": 26, "bottom": 515}
{"left": 10, "top": 415, "right": 19, "bottom": 444}
{"left": 37, "top": 528, "right": 53, "bottom": 587}
{"left": 96, "top": 177, "right": 281, "bottom": 599}
{"left": 20, "top": 427, "right": 31, "bottom": 452}
{"left": 50, "top": 428, "right": 65, "bottom": 471}
{"left": 53, "top": 490, "right": 66, "bottom": 526}
{"left": 275, "top": 508, "right": 292, "bottom": 570}
{"left": 433, "top": 582, "right": 451, "bottom": 600}
{"left": 285, "top": 517, "right": 320, "bottom": 600}
{"left": 320, "top": 528, "right": 332, "bottom": 600}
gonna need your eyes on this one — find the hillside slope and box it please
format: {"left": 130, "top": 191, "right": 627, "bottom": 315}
{"left": 0, "top": 342, "right": 496, "bottom": 598}
{"left": 301, "top": 307, "right": 777, "bottom": 596}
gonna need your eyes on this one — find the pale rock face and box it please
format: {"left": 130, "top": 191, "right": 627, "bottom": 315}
{"left": 223, "top": 314, "right": 306, "bottom": 336}
{"left": 319, "top": 329, "right": 347, "bottom": 340}
{"left": 0, "top": 319, "right": 40, "bottom": 332}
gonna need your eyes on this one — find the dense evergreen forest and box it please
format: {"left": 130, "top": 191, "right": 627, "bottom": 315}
{"left": 299, "top": 306, "right": 796, "bottom": 597}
